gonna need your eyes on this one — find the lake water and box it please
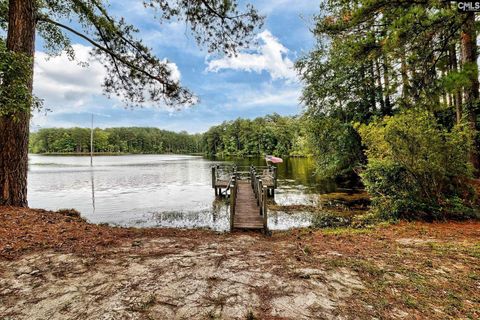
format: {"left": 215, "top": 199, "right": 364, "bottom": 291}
{"left": 28, "top": 154, "right": 359, "bottom": 231}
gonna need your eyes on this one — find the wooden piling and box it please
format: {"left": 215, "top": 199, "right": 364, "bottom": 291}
{"left": 211, "top": 166, "right": 216, "bottom": 188}
{"left": 262, "top": 186, "right": 268, "bottom": 232}
{"left": 272, "top": 166, "right": 277, "bottom": 188}
{"left": 229, "top": 177, "right": 236, "bottom": 231}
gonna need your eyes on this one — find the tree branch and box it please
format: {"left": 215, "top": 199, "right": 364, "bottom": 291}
{"left": 76, "top": 0, "right": 157, "bottom": 65}
{"left": 199, "top": 0, "right": 243, "bottom": 20}
{"left": 38, "top": 16, "right": 172, "bottom": 87}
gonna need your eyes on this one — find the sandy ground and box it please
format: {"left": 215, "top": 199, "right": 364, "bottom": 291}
{"left": 0, "top": 235, "right": 365, "bottom": 319}
{"left": 0, "top": 207, "right": 479, "bottom": 319}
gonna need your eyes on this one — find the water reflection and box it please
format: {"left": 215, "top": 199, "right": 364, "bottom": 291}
{"left": 28, "top": 154, "right": 361, "bottom": 231}
{"left": 209, "top": 156, "right": 345, "bottom": 194}
{"left": 90, "top": 169, "right": 96, "bottom": 214}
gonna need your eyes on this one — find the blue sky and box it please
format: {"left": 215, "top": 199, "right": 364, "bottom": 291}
{"left": 31, "top": 0, "right": 320, "bottom": 133}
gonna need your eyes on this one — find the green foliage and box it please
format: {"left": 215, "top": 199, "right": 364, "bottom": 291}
{"left": 0, "top": 0, "right": 7, "bottom": 30}
{"left": 440, "top": 63, "right": 476, "bottom": 94}
{"left": 296, "top": 0, "right": 480, "bottom": 221}
{"left": 295, "top": 0, "right": 476, "bottom": 175}
{"left": 29, "top": 127, "right": 203, "bottom": 154}
{"left": 0, "top": 39, "right": 43, "bottom": 119}
{"left": 358, "top": 110, "right": 477, "bottom": 220}
{"left": 306, "top": 116, "right": 364, "bottom": 180}
{"left": 202, "top": 114, "right": 308, "bottom": 157}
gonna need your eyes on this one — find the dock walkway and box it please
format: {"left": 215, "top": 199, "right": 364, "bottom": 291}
{"left": 233, "top": 181, "right": 263, "bottom": 229}
{"left": 211, "top": 165, "right": 274, "bottom": 233}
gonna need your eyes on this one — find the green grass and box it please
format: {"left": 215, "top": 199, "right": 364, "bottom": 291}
{"left": 321, "top": 226, "right": 375, "bottom": 236}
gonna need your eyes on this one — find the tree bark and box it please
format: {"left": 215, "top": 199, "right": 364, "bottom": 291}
{"left": 449, "top": 43, "right": 463, "bottom": 124}
{"left": 374, "top": 59, "right": 385, "bottom": 114}
{"left": 400, "top": 46, "right": 410, "bottom": 106}
{"left": 460, "top": 12, "right": 480, "bottom": 174}
{"left": 0, "top": 0, "right": 36, "bottom": 206}
{"left": 382, "top": 55, "right": 392, "bottom": 116}
{"left": 368, "top": 61, "right": 376, "bottom": 115}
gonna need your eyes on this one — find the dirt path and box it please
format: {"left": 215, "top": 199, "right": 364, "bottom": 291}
{"left": 0, "top": 207, "right": 479, "bottom": 319}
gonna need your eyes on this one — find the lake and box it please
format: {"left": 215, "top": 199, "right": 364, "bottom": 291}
{"left": 28, "top": 154, "right": 361, "bottom": 231}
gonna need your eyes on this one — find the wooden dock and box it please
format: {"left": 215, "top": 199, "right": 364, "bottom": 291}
{"left": 212, "top": 165, "right": 273, "bottom": 233}
{"left": 233, "top": 181, "right": 263, "bottom": 229}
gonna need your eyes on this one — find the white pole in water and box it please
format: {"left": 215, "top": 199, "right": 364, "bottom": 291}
{"left": 90, "top": 114, "right": 94, "bottom": 167}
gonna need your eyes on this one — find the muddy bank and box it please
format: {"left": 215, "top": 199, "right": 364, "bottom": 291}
{"left": 0, "top": 206, "right": 479, "bottom": 319}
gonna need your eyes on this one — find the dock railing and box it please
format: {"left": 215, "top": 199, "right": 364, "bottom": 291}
{"left": 212, "top": 164, "right": 277, "bottom": 193}
{"left": 229, "top": 175, "right": 237, "bottom": 231}
{"left": 213, "top": 164, "right": 274, "bottom": 234}
{"left": 251, "top": 172, "right": 269, "bottom": 234}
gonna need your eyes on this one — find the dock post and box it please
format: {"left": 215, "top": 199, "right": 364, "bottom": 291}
{"left": 229, "top": 177, "right": 236, "bottom": 231}
{"left": 257, "top": 179, "right": 263, "bottom": 206}
{"left": 262, "top": 186, "right": 268, "bottom": 233}
{"left": 250, "top": 167, "right": 255, "bottom": 188}
{"left": 211, "top": 166, "right": 216, "bottom": 188}
{"left": 273, "top": 166, "right": 277, "bottom": 188}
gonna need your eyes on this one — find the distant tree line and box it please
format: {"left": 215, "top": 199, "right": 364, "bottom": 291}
{"left": 29, "top": 114, "right": 310, "bottom": 156}
{"left": 30, "top": 127, "right": 203, "bottom": 154}
{"left": 202, "top": 114, "right": 309, "bottom": 157}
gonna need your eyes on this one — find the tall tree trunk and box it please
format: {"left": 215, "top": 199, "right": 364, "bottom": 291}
{"left": 0, "top": 0, "right": 36, "bottom": 206}
{"left": 369, "top": 61, "right": 376, "bottom": 115}
{"left": 449, "top": 43, "right": 463, "bottom": 123}
{"left": 461, "top": 12, "right": 480, "bottom": 174}
{"left": 382, "top": 55, "right": 392, "bottom": 115}
{"left": 400, "top": 47, "right": 410, "bottom": 106}
{"left": 441, "top": 70, "right": 448, "bottom": 108}
{"left": 374, "top": 59, "right": 385, "bottom": 114}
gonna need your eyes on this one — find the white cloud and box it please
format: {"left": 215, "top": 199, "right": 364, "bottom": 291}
{"left": 206, "top": 30, "right": 298, "bottom": 82}
{"left": 241, "top": 87, "right": 301, "bottom": 107}
{"left": 34, "top": 44, "right": 106, "bottom": 111}
{"left": 162, "top": 58, "right": 181, "bottom": 83}
{"left": 32, "top": 43, "right": 184, "bottom": 127}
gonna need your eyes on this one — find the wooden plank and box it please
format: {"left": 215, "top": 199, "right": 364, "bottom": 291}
{"left": 233, "top": 181, "right": 264, "bottom": 230}
{"left": 215, "top": 180, "right": 229, "bottom": 188}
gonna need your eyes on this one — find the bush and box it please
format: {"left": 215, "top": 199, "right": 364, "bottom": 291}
{"left": 358, "top": 110, "right": 477, "bottom": 220}
{"left": 307, "top": 116, "right": 365, "bottom": 180}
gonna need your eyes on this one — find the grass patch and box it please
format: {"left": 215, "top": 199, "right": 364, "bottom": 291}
{"left": 468, "top": 243, "right": 480, "bottom": 258}
{"left": 321, "top": 227, "right": 375, "bottom": 236}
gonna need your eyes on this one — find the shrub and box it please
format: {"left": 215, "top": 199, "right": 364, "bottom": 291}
{"left": 307, "top": 116, "right": 365, "bottom": 180}
{"left": 358, "top": 110, "right": 477, "bottom": 220}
